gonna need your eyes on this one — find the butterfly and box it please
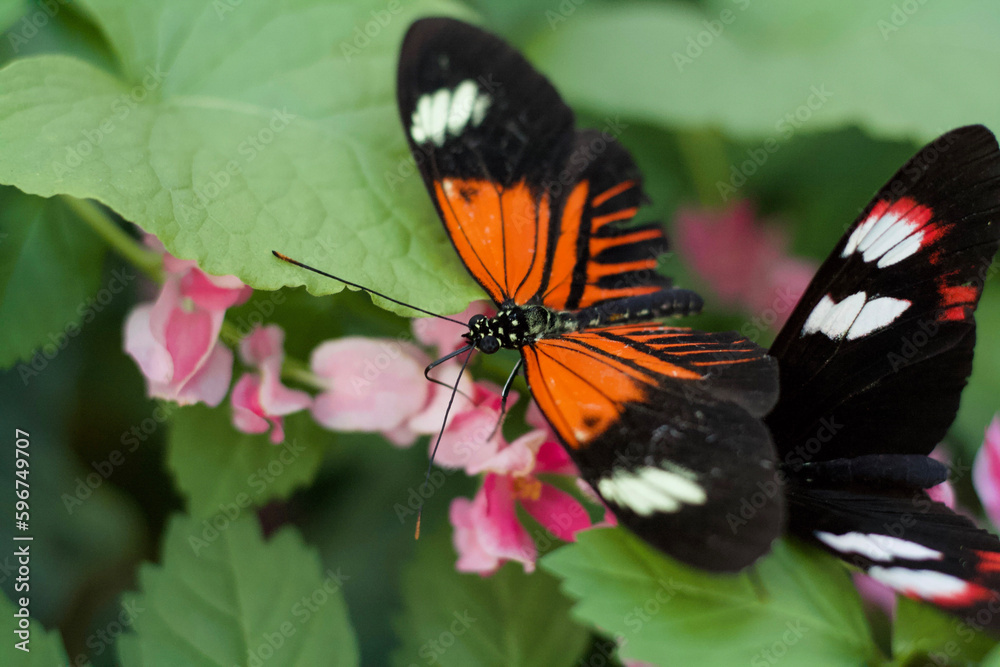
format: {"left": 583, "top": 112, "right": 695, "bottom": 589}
{"left": 395, "top": 17, "right": 784, "bottom": 572}
{"left": 765, "top": 125, "right": 1000, "bottom": 628}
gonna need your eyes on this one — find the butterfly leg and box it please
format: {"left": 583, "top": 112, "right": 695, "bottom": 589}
{"left": 488, "top": 357, "right": 524, "bottom": 441}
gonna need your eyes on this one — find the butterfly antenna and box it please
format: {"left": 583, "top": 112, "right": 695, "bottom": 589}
{"left": 272, "top": 251, "right": 466, "bottom": 325}
{"left": 415, "top": 344, "right": 475, "bottom": 540}
{"left": 424, "top": 346, "right": 476, "bottom": 400}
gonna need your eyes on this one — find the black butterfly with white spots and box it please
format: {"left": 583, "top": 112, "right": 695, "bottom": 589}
{"left": 766, "top": 125, "right": 1000, "bottom": 630}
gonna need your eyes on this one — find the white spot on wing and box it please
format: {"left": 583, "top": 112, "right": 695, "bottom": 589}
{"left": 841, "top": 208, "right": 926, "bottom": 268}
{"left": 801, "top": 291, "right": 910, "bottom": 340}
{"left": 849, "top": 297, "right": 911, "bottom": 339}
{"left": 868, "top": 566, "right": 969, "bottom": 598}
{"left": 410, "top": 80, "right": 492, "bottom": 146}
{"left": 815, "top": 531, "right": 943, "bottom": 562}
{"left": 597, "top": 466, "right": 706, "bottom": 516}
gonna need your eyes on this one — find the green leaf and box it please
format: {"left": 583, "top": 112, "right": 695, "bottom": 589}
{"left": 0, "top": 0, "right": 482, "bottom": 316}
{"left": 892, "top": 596, "right": 995, "bottom": 666}
{"left": 542, "top": 529, "right": 882, "bottom": 666}
{"left": 527, "top": 0, "right": 1000, "bottom": 143}
{"left": 118, "top": 513, "right": 358, "bottom": 667}
{"left": 0, "top": 186, "right": 106, "bottom": 367}
{"left": 984, "top": 643, "right": 1000, "bottom": 667}
{"left": 0, "top": 591, "right": 71, "bottom": 665}
{"left": 393, "top": 529, "right": 590, "bottom": 667}
{"left": 167, "top": 404, "right": 325, "bottom": 518}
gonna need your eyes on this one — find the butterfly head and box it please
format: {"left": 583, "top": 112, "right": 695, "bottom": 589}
{"left": 463, "top": 305, "right": 549, "bottom": 353}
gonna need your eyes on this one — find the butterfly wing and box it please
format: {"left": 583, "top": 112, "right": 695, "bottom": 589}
{"left": 789, "top": 487, "right": 1000, "bottom": 630}
{"left": 397, "top": 18, "right": 676, "bottom": 310}
{"left": 767, "top": 125, "right": 1000, "bottom": 462}
{"left": 769, "top": 126, "right": 1000, "bottom": 625}
{"left": 523, "top": 325, "right": 783, "bottom": 572}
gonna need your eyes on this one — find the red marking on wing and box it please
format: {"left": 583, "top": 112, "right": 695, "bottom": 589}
{"left": 938, "top": 282, "right": 980, "bottom": 322}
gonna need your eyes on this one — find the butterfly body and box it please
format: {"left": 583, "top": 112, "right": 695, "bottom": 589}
{"left": 464, "top": 289, "right": 705, "bottom": 353}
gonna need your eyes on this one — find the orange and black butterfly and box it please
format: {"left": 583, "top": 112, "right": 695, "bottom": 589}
{"left": 395, "top": 17, "right": 783, "bottom": 571}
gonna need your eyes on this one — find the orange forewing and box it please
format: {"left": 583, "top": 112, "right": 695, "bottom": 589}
{"left": 435, "top": 176, "right": 668, "bottom": 310}
{"left": 434, "top": 177, "right": 553, "bottom": 304}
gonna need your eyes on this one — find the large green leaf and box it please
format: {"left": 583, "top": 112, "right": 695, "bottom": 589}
{"left": 0, "top": 592, "right": 71, "bottom": 665}
{"left": 0, "top": 187, "right": 106, "bottom": 367}
{"left": 527, "top": 0, "right": 1000, "bottom": 143}
{"left": 118, "top": 513, "right": 358, "bottom": 666}
{"left": 0, "top": 0, "right": 482, "bottom": 316}
{"left": 393, "top": 529, "right": 590, "bottom": 667}
{"left": 542, "top": 529, "right": 882, "bottom": 666}
{"left": 167, "top": 404, "right": 326, "bottom": 518}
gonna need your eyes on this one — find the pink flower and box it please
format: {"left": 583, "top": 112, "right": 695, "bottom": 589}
{"left": 974, "top": 415, "right": 1000, "bottom": 526}
{"left": 449, "top": 421, "right": 594, "bottom": 575}
{"left": 674, "top": 201, "right": 816, "bottom": 329}
{"left": 124, "top": 255, "right": 251, "bottom": 406}
{"left": 231, "top": 325, "right": 311, "bottom": 443}
{"left": 310, "top": 337, "right": 431, "bottom": 438}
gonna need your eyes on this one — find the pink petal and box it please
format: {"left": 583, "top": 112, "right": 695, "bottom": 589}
{"left": 450, "top": 496, "right": 502, "bottom": 575}
{"left": 467, "top": 429, "right": 545, "bottom": 476}
{"left": 124, "top": 304, "right": 173, "bottom": 384}
{"left": 428, "top": 398, "right": 504, "bottom": 471}
{"left": 178, "top": 342, "right": 234, "bottom": 406}
{"left": 521, "top": 483, "right": 592, "bottom": 542}
{"left": 310, "top": 338, "right": 430, "bottom": 432}
{"left": 180, "top": 268, "right": 252, "bottom": 310}
{"left": 405, "top": 361, "right": 476, "bottom": 434}
{"left": 479, "top": 474, "right": 536, "bottom": 572}
{"left": 240, "top": 324, "right": 285, "bottom": 367}
{"left": 534, "top": 438, "right": 576, "bottom": 475}
{"left": 258, "top": 358, "right": 312, "bottom": 416}
{"left": 232, "top": 373, "right": 271, "bottom": 435}
{"left": 974, "top": 415, "right": 1000, "bottom": 526}
{"left": 147, "top": 278, "right": 223, "bottom": 386}
{"left": 413, "top": 301, "right": 494, "bottom": 357}
{"left": 151, "top": 341, "right": 233, "bottom": 407}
